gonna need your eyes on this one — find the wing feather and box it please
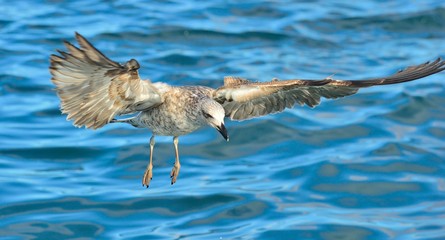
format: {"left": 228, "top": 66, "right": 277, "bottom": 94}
{"left": 214, "top": 58, "right": 445, "bottom": 120}
{"left": 50, "top": 32, "right": 163, "bottom": 129}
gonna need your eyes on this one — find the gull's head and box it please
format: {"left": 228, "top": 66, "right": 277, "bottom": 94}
{"left": 201, "top": 100, "right": 228, "bottom": 141}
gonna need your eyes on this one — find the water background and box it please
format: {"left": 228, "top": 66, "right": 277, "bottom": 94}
{"left": 1, "top": 1, "right": 445, "bottom": 239}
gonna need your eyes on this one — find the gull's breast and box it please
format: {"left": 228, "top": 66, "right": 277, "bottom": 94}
{"left": 133, "top": 88, "right": 207, "bottom": 136}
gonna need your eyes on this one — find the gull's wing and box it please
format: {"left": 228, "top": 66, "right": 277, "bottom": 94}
{"left": 214, "top": 58, "right": 445, "bottom": 120}
{"left": 50, "top": 33, "right": 163, "bottom": 129}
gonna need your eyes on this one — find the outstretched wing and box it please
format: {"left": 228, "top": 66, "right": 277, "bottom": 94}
{"left": 50, "top": 33, "right": 163, "bottom": 129}
{"left": 214, "top": 58, "right": 445, "bottom": 120}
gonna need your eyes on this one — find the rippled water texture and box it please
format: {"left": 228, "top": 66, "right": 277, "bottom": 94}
{"left": 1, "top": 1, "right": 445, "bottom": 239}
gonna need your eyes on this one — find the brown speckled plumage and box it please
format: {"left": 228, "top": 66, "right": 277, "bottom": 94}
{"left": 129, "top": 86, "right": 215, "bottom": 136}
{"left": 50, "top": 33, "right": 445, "bottom": 187}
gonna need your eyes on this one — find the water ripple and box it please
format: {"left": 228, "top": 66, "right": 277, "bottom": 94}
{"left": 1, "top": 0, "right": 445, "bottom": 239}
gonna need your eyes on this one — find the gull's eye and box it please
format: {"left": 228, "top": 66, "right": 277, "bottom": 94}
{"left": 202, "top": 111, "right": 212, "bottom": 119}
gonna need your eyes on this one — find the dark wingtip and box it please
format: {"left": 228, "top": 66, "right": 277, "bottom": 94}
{"left": 63, "top": 40, "right": 78, "bottom": 50}
{"left": 74, "top": 32, "right": 86, "bottom": 44}
{"left": 74, "top": 31, "right": 82, "bottom": 39}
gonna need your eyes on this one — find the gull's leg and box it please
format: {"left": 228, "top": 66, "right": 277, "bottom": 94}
{"left": 170, "top": 136, "right": 181, "bottom": 185}
{"left": 142, "top": 135, "right": 155, "bottom": 188}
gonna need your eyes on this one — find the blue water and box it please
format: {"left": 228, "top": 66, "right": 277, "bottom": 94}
{"left": 1, "top": 1, "right": 445, "bottom": 239}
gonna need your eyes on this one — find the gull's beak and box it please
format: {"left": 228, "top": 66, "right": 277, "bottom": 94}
{"left": 216, "top": 123, "right": 229, "bottom": 142}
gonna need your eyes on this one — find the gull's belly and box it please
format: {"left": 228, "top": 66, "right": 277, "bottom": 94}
{"left": 136, "top": 106, "right": 203, "bottom": 136}
{"left": 129, "top": 86, "right": 213, "bottom": 136}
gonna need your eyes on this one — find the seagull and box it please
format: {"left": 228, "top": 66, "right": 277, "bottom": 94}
{"left": 50, "top": 33, "right": 445, "bottom": 187}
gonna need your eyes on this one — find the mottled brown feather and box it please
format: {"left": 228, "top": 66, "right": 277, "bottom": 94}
{"left": 215, "top": 58, "right": 445, "bottom": 120}
{"left": 50, "top": 33, "right": 163, "bottom": 129}
{"left": 51, "top": 33, "right": 445, "bottom": 126}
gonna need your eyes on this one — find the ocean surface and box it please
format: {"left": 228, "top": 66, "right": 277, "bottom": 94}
{"left": 1, "top": 1, "right": 445, "bottom": 239}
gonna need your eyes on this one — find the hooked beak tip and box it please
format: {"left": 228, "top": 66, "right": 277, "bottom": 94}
{"left": 217, "top": 123, "right": 229, "bottom": 142}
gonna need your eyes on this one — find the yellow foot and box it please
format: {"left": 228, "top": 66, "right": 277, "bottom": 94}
{"left": 142, "top": 165, "right": 153, "bottom": 188}
{"left": 170, "top": 164, "right": 180, "bottom": 185}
